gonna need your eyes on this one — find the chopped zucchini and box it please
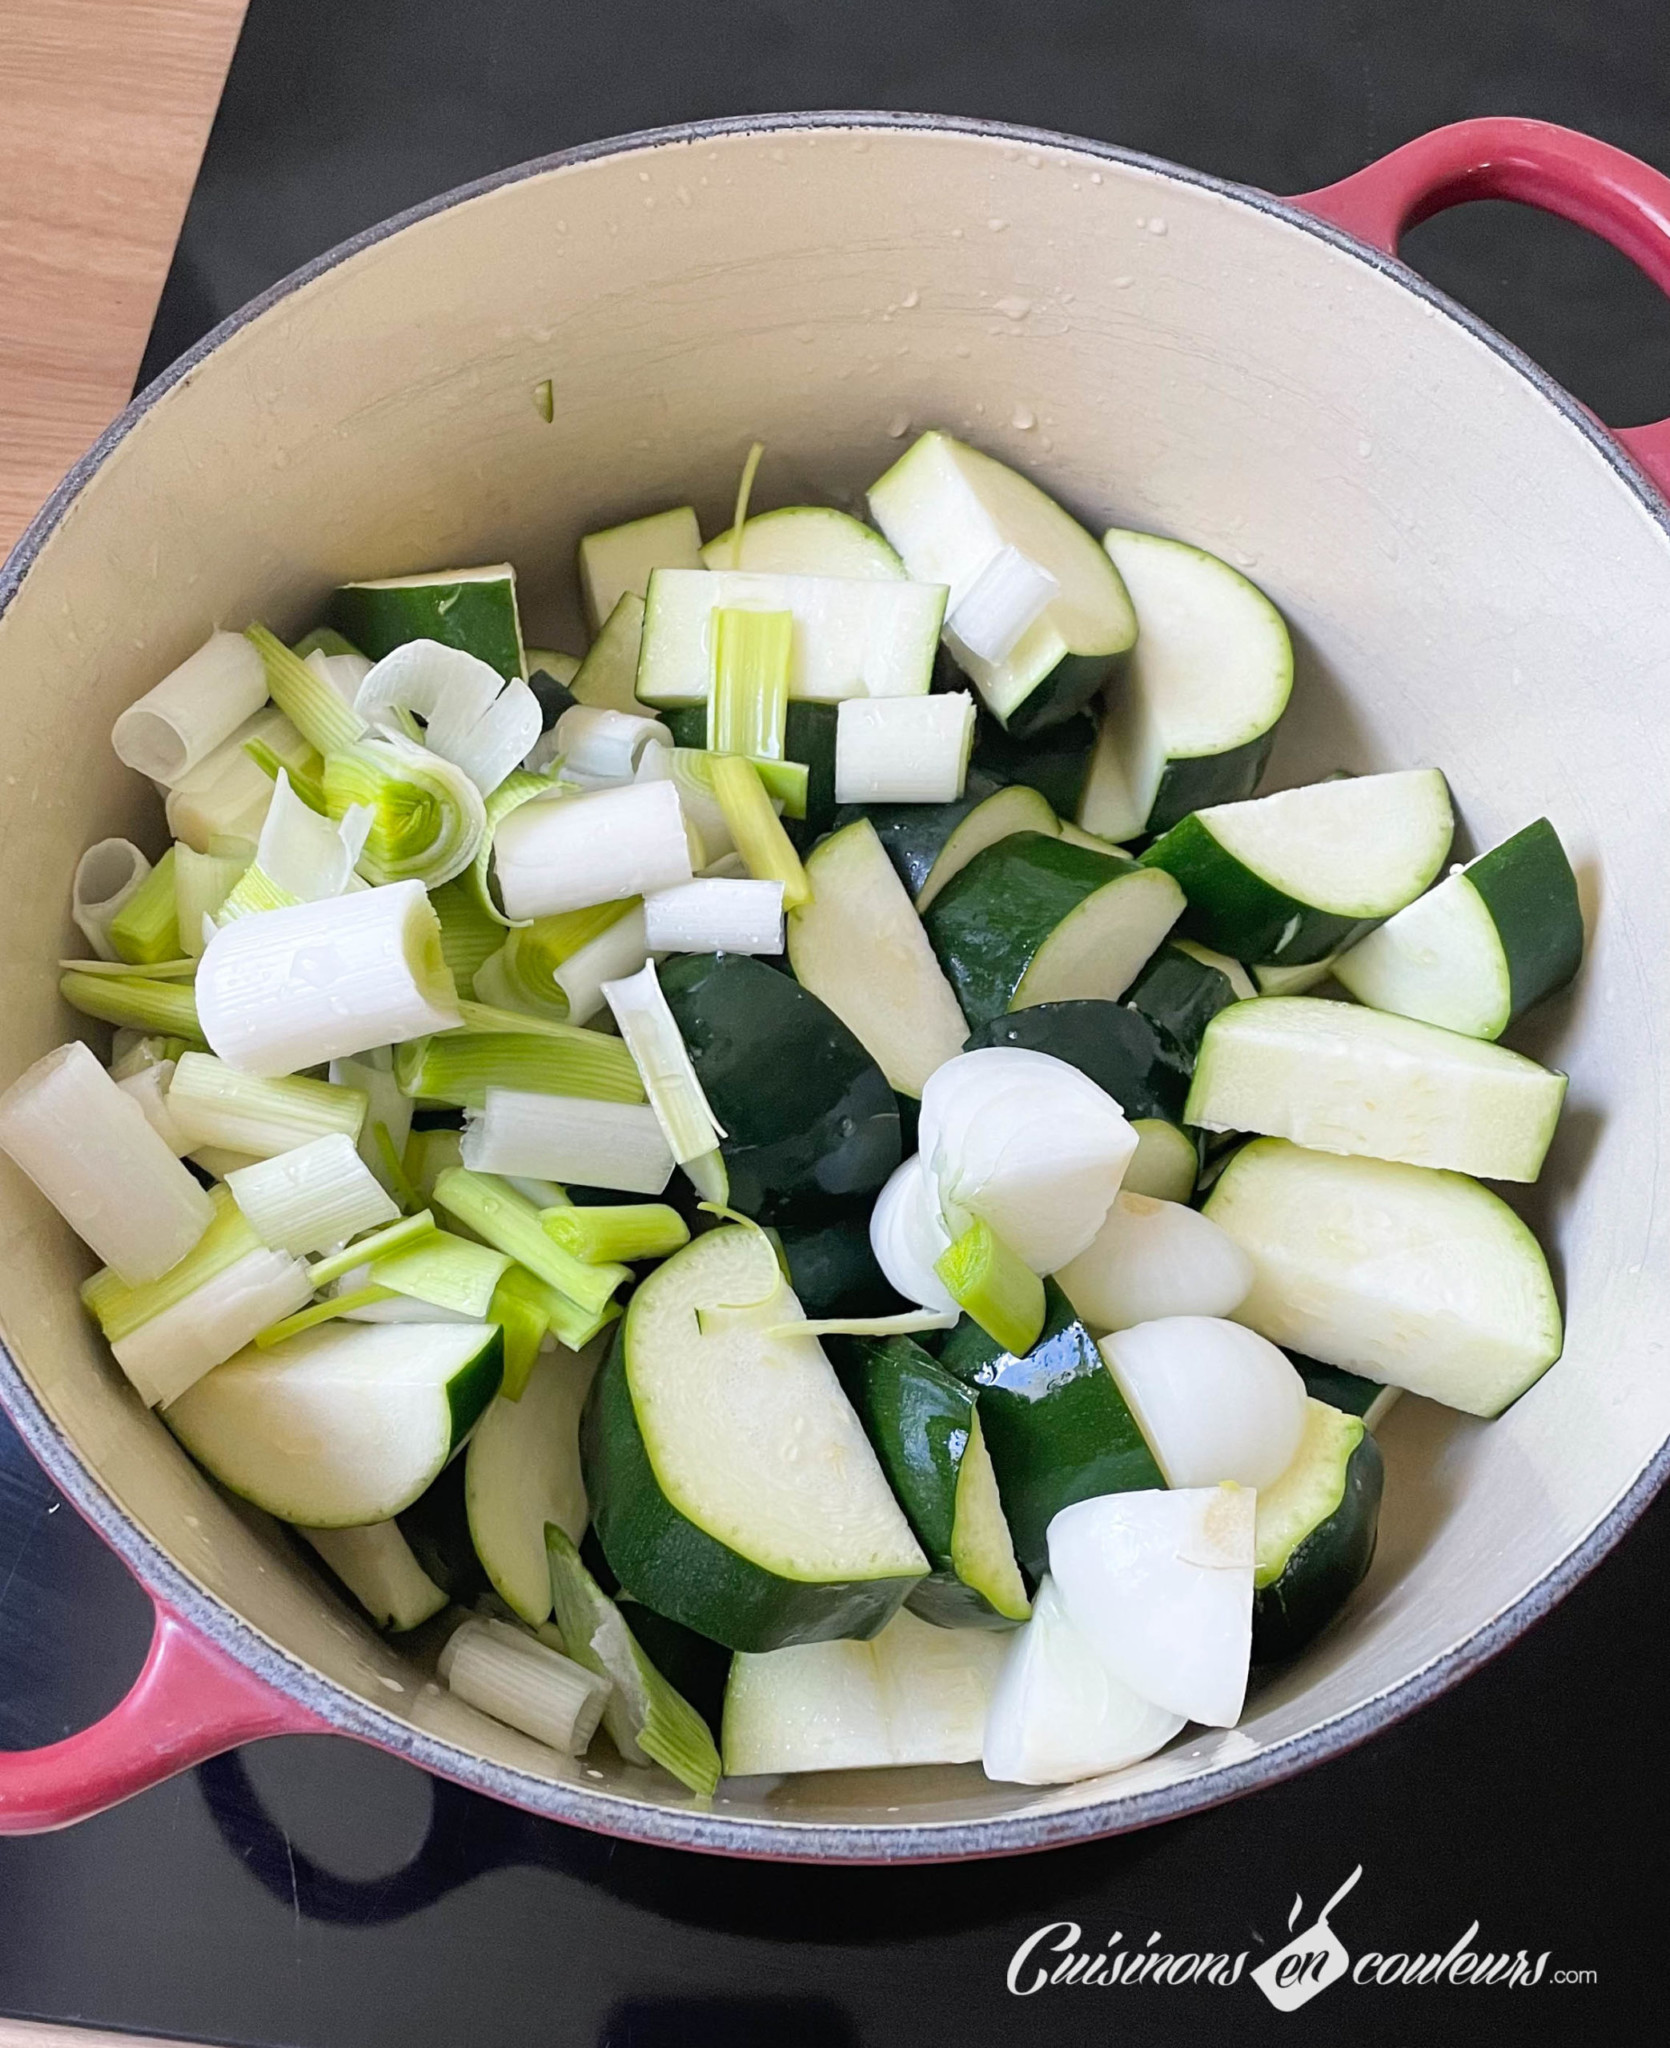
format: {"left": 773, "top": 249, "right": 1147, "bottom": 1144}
{"left": 1254, "top": 1398, "right": 1384, "bottom": 1664}
{"left": 578, "top": 505, "right": 703, "bottom": 632}
{"left": 701, "top": 505, "right": 904, "bottom": 579}
{"left": 327, "top": 565, "right": 525, "bottom": 680}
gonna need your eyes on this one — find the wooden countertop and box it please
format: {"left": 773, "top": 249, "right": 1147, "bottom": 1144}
{"left": 0, "top": 0, "right": 248, "bottom": 556}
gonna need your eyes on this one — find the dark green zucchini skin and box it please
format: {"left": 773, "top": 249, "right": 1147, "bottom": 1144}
{"left": 445, "top": 1332, "right": 505, "bottom": 1445}
{"left": 1253, "top": 1430, "right": 1384, "bottom": 1665}
{"left": 661, "top": 706, "right": 705, "bottom": 748}
{"left": 581, "top": 1323, "right": 919, "bottom": 1652}
{"left": 835, "top": 770, "right": 1008, "bottom": 898}
{"left": 962, "top": 1000, "right": 1186, "bottom": 1123}
{"left": 660, "top": 703, "right": 838, "bottom": 847}
{"left": 973, "top": 712, "right": 1097, "bottom": 817}
{"left": 921, "top": 831, "right": 1133, "bottom": 1030}
{"left": 1124, "top": 944, "right": 1243, "bottom": 1085}
{"left": 620, "top": 1604, "right": 733, "bottom": 1739}
{"left": 1468, "top": 816, "right": 1584, "bottom": 1017}
{"left": 326, "top": 579, "right": 522, "bottom": 680}
{"left": 840, "top": 1336, "right": 1015, "bottom": 1630}
{"left": 1140, "top": 815, "right": 1374, "bottom": 965}
{"left": 772, "top": 1214, "right": 906, "bottom": 1320}
{"left": 1292, "top": 1352, "right": 1388, "bottom": 1420}
{"left": 1146, "top": 730, "right": 1278, "bottom": 838}
{"left": 396, "top": 1458, "right": 485, "bottom": 1605}
{"left": 658, "top": 952, "right": 900, "bottom": 1223}
{"left": 938, "top": 1281, "right": 1164, "bottom": 1579}
{"left": 1000, "top": 649, "right": 1130, "bottom": 737}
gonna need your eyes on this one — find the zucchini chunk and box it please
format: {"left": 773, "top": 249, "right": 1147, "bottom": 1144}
{"left": 701, "top": 505, "right": 904, "bottom": 579}
{"left": 636, "top": 569, "right": 944, "bottom": 708}
{"left": 1141, "top": 768, "right": 1454, "bottom": 965}
{"left": 167, "top": 1321, "right": 503, "bottom": 1526}
{"left": 961, "top": 998, "right": 1187, "bottom": 1123}
{"left": 1204, "top": 1138, "right": 1562, "bottom": 1416}
{"left": 578, "top": 505, "right": 703, "bottom": 632}
{"left": 570, "top": 591, "right": 646, "bottom": 714}
{"left": 842, "top": 1334, "right": 1030, "bottom": 1628}
{"left": 848, "top": 771, "right": 1059, "bottom": 911}
{"left": 1254, "top": 1398, "right": 1384, "bottom": 1664}
{"left": 722, "top": 1608, "right": 1007, "bottom": 1775}
{"left": 465, "top": 1336, "right": 601, "bottom": 1624}
{"left": 1333, "top": 817, "right": 1583, "bottom": 1040}
{"left": 868, "top": 432, "right": 1138, "bottom": 733}
{"left": 772, "top": 1212, "right": 905, "bottom": 1321}
{"left": 327, "top": 565, "right": 526, "bottom": 680}
{"left": 1186, "top": 996, "right": 1567, "bottom": 1182}
{"left": 581, "top": 1227, "right": 928, "bottom": 1651}
{"left": 939, "top": 1279, "right": 1165, "bottom": 1577}
{"left": 294, "top": 1521, "right": 447, "bottom": 1634}
{"left": 1080, "top": 530, "right": 1292, "bottom": 841}
{"left": 1292, "top": 1351, "right": 1402, "bottom": 1431}
{"left": 923, "top": 832, "right": 1183, "bottom": 1030}
{"left": 659, "top": 952, "right": 901, "bottom": 1222}
{"left": 972, "top": 709, "right": 1098, "bottom": 817}
{"left": 788, "top": 817, "right": 968, "bottom": 1098}
{"left": 1124, "top": 1119, "right": 1200, "bottom": 1202}
{"left": 1125, "top": 941, "right": 1250, "bottom": 1088}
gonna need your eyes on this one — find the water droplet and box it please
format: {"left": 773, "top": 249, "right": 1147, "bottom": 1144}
{"left": 993, "top": 295, "right": 1032, "bottom": 320}
{"left": 1090, "top": 171, "right": 1103, "bottom": 185}
{"left": 1011, "top": 405, "right": 1036, "bottom": 429}
{"left": 676, "top": 185, "right": 692, "bottom": 207}
{"left": 1111, "top": 275, "right": 1134, "bottom": 289}
{"left": 851, "top": 137, "right": 870, "bottom": 153}
{"left": 1147, "top": 216, "right": 1168, "bottom": 236}
{"left": 900, "top": 288, "right": 920, "bottom": 309}
{"left": 951, "top": 226, "right": 964, "bottom": 239}
{"left": 1041, "top": 437, "right": 1054, "bottom": 452}
{"left": 987, "top": 217, "right": 1009, "bottom": 232}
{"left": 1025, "top": 152, "right": 1042, "bottom": 168}
{"left": 887, "top": 413, "right": 911, "bottom": 437}
{"left": 795, "top": 325, "right": 816, "bottom": 344}
{"left": 1357, "top": 437, "right": 1374, "bottom": 458}
{"left": 638, "top": 170, "right": 651, "bottom": 183}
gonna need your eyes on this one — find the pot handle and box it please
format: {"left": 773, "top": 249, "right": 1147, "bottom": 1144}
{"left": 1292, "top": 116, "right": 1670, "bottom": 495}
{"left": 0, "top": 1598, "right": 325, "bottom": 1833}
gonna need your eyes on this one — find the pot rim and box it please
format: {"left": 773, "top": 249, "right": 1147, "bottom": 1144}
{"left": 3, "top": 107, "right": 1667, "bottom": 1863}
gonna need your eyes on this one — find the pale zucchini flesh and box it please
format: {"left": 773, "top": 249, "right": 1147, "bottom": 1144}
{"left": 702, "top": 506, "right": 904, "bottom": 579}
{"left": 578, "top": 505, "right": 703, "bottom": 632}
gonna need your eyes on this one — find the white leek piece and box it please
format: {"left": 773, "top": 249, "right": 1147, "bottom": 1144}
{"left": 324, "top": 735, "right": 486, "bottom": 889}
{"left": 226, "top": 1133, "right": 399, "bottom": 1255}
{"left": 834, "top": 692, "right": 976, "bottom": 805}
{"left": 642, "top": 878, "right": 784, "bottom": 955}
{"left": 982, "top": 1576, "right": 1185, "bottom": 1786}
{"left": 109, "top": 1035, "right": 173, "bottom": 1081}
{"left": 196, "top": 880, "right": 461, "bottom": 1076}
{"left": 473, "top": 900, "right": 642, "bottom": 1025}
{"left": 354, "top": 640, "right": 542, "bottom": 796}
{"left": 304, "top": 647, "right": 373, "bottom": 705}
{"left": 295, "top": 1521, "right": 447, "bottom": 1632}
{"left": 189, "top": 1146, "right": 263, "bottom": 1180}
{"left": 462, "top": 1089, "right": 675, "bottom": 1195}
{"left": 553, "top": 705, "right": 671, "bottom": 786}
{"left": 174, "top": 844, "right": 251, "bottom": 956}
{"left": 112, "top": 1247, "right": 314, "bottom": 1408}
{"left": 330, "top": 1047, "right": 414, "bottom": 1194}
{"left": 366, "top": 1228, "right": 510, "bottom": 1315}
{"left": 1048, "top": 1487, "right": 1256, "bottom": 1728}
{"left": 439, "top": 1616, "right": 610, "bottom": 1756}
{"left": 164, "top": 708, "right": 308, "bottom": 854}
{"left": 602, "top": 960, "right": 724, "bottom": 1167}
{"left": 241, "top": 769, "right": 371, "bottom": 907}
{"left": 636, "top": 745, "right": 734, "bottom": 861}
{"left": 0, "top": 1043, "right": 213, "bottom": 1283}
{"left": 494, "top": 781, "right": 692, "bottom": 920}
{"left": 946, "top": 546, "right": 1060, "bottom": 666}
{"left": 1056, "top": 1193, "right": 1255, "bottom": 1333}
{"left": 111, "top": 630, "right": 271, "bottom": 785}
{"left": 167, "top": 1052, "right": 368, "bottom": 1159}
{"left": 869, "top": 1155, "right": 957, "bottom": 1315}
{"left": 1100, "top": 1317, "right": 1307, "bottom": 1490}
{"left": 71, "top": 841, "right": 151, "bottom": 960}
{"left": 920, "top": 1047, "right": 1136, "bottom": 1274}
{"left": 115, "top": 1062, "right": 189, "bottom": 1155}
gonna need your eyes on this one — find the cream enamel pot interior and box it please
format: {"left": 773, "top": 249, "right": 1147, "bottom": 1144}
{"left": 3, "top": 112, "right": 1670, "bottom": 1860}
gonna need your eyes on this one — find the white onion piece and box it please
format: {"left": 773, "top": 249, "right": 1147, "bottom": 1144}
{"left": 1100, "top": 1316, "right": 1307, "bottom": 1489}
{"left": 868, "top": 1155, "right": 957, "bottom": 1314}
{"left": 919, "top": 1046, "right": 1135, "bottom": 1274}
{"left": 982, "top": 1575, "right": 1185, "bottom": 1785}
{"left": 1049, "top": 1487, "right": 1255, "bottom": 1728}
{"left": 1057, "top": 1194, "right": 1254, "bottom": 1333}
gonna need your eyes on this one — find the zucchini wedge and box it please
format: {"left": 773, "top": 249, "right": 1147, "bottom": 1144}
{"left": 464, "top": 1336, "right": 601, "bottom": 1624}
{"left": 868, "top": 432, "right": 1138, "bottom": 733}
{"left": 327, "top": 565, "right": 525, "bottom": 680}
{"left": 1333, "top": 817, "right": 1583, "bottom": 1040}
{"left": 972, "top": 709, "right": 1098, "bottom": 818}
{"left": 1292, "top": 1351, "right": 1402, "bottom": 1431}
{"left": 570, "top": 591, "right": 646, "bottom": 714}
{"left": 722, "top": 1608, "right": 1006, "bottom": 1775}
{"left": 1080, "top": 531, "right": 1292, "bottom": 841}
{"left": 636, "top": 569, "right": 944, "bottom": 708}
{"left": 701, "top": 506, "right": 904, "bottom": 579}
{"left": 1254, "top": 1398, "right": 1384, "bottom": 1664}
{"left": 961, "top": 998, "right": 1187, "bottom": 1123}
{"left": 658, "top": 952, "right": 900, "bottom": 1222}
{"left": 771, "top": 1213, "right": 905, "bottom": 1320}
{"left": 850, "top": 772, "right": 1059, "bottom": 911}
{"left": 294, "top": 1521, "right": 448, "bottom": 1634}
{"left": 1204, "top": 1138, "right": 1562, "bottom": 1416}
{"left": 1124, "top": 1118, "right": 1200, "bottom": 1202}
{"left": 167, "top": 1321, "right": 503, "bottom": 1527}
{"left": 1141, "top": 768, "right": 1454, "bottom": 965}
{"left": 938, "top": 1279, "right": 1165, "bottom": 1577}
{"left": 788, "top": 817, "right": 968, "bottom": 1098}
{"left": 581, "top": 1226, "right": 928, "bottom": 1650}
{"left": 578, "top": 505, "right": 703, "bottom": 633}
{"left": 1186, "top": 995, "right": 1567, "bottom": 1182}
{"left": 785, "top": 701, "right": 842, "bottom": 840}
{"left": 841, "top": 1335, "right": 1030, "bottom": 1629}
{"left": 923, "top": 832, "right": 1183, "bottom": 1030}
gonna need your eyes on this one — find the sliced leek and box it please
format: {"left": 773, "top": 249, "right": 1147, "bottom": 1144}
{"left": 487, "top": 901, "right": 641, "bottom": 1021}
{"left": 642, "top": 878, "right": 785, "bottom": 956}
{"left": 394, "top": 1025, "right": 643, "bottom": 1110}
{"left": 439, "top": 1616, "right": 609, "bottom": 1756}
{"left": 463, "top": 1089, "right": 676, "bottom": 1195}
{"left": 432, "top": 1167, "right": 630, "bottom": 1320}
{"left": 111, "top": 631, "right": 271, "bottom": 785}
{"left": 106, "top": 848, "right": 181, "bottom": 965}
{"left": 353, "top": 639, "right": 541, "bottom": 795}
{"left": 429, "top": 879, "right": 505, "bottom": 998}
{"left": 60, "top": 968, "right": 206, "bottom": 1046}
{"left": 114, "top": 1247, "right": 315, "bottom": 1408}
{"left": 834, "top": 692, "right": 976, "bottom": 805}
{"left": 324, "top": 735, "right": 486, "bottom": 889}
{"left": 71, "top": 840, "right": 151, "bottom": 960}
{"left": 553, "top": 705, "right": 671, "bottom": 786}
{"left": 246, "top": 622, "right": 368, "bottom": 757}
{"left": 174, "top": 844, "right": 251, "bottom": 956}
{"left": 602, "top": 960, "right": 725, "bottom": 1169}
{"left": 707, "top": 753, "right": 810, "bottom": 910}
{"left": 225, "top": 1133, "right": 400, "bottom": 1255}
{"left": 541, "top": 1203, "right": 689, "bottom": 1265}
{"left": 492, "top": 780, "right": 692, "bottom": 921}
{"left": 166, "top": 1052, "right": 368, "bottom": 1160}
{"left": 708, "top": 607, "right": 792, "bottom": 759}
{"left": 934, "top": 1215, "right": 1046, "bottom": 1356}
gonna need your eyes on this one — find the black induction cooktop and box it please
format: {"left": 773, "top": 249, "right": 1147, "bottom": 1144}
{"left": 5, "top": 3, "right": 1670, "bottom": 2041}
